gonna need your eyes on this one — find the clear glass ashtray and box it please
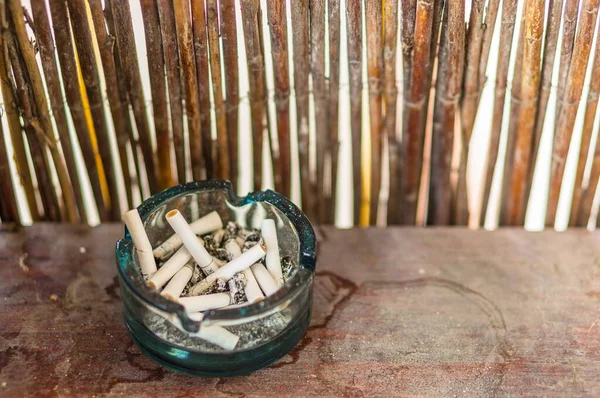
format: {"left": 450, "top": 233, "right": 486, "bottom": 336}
{"left": 115, "top": 180, "right": 316, "bottom": 376}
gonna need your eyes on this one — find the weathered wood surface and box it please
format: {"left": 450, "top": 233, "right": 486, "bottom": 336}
{"left": 1, "top": 226, "right": 599, "bottom": 396}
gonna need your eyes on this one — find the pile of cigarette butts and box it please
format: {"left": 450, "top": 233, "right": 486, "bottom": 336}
{"left": 122, "top": 208, "right": 292, "bottom": 350}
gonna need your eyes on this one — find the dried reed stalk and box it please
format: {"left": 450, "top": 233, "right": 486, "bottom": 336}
{"left": 311, "top": 0, "right": 328, "bottom": 223}
{"left": 555, "top": 0, "right": 580, "bottom": 119}
{"left": 402, "top": 0, "right": 435, "bottom": 225}
{"left": 240, "top": 0, "right": 266, "bottom": 191}
{"left": 0, "top": 5, "right": 38, "bottom": 220}
{"left": 480, "top": 0, "right": 518, "bottom": 226}
{"left": 522, "top": 0, "right": 562, "bottom": 211}
{"left": 546, "top": 0, "right": 599, "bottom": 227}
{"left": 221, "top": 0, "right": 239, "bottom": 184}
{"left": 67, "top": 0, "right": 122, "bottom": 220}
{"left": 346, "top": 0, "right": 362, "bottom": 225}
{"left": 578, "top": 148, "right": 600, "bottom": 226}
{"left": 327, "top": 0, "right": 340, "bottom": 224}
{"left": 499, "top": 10, "right": 525, "bottom": 226}
{"left": 31, "top": 0, "right": 86, "bottom": 222}
{"left": 571, "top": 22, "right": 600, "bottom": 227}
{"left": 110, "top": 0, "right": 159, "bottom": 194}
{"left": 8, "top": 0, "right": 79, "bottom": 222}
{"left": 504, "top": 0, "right": 545, "bottom": 226}
{"left": 267, "top": 1, "right": 291, "bottom": 198}
{"left": 291, "top": 0, "right": 313, "bottom": 220}
{"left": 48, "top": 0, "right": 107, "bottom": 220}
{"left": 0, "top": 120, "right": 19, "bottom": 223}
{"left": 5, "top": 25, "right": 60, "bottom": 221}
{"left": 182, "top": 0, "right": 206, "bottom": 180}
{"left": 383, "top": 0, "right": 398, "bottom": 226}
{"left": 206, "top": 0, "right": 229, "bottom": 180}
{"left": 140, "top": 0, "right": 172, "bottom": 190}
{"left": 157, "top": 0, "right": 185, "bottom": 183}
{"left": 87, "top": 0, "right": 135, "bottom": 208}
{"left": 365, "top": 0, "right": 383, "bottom": 226}
{"left": 429, "top": 0, "right": 465, "bottom": 225}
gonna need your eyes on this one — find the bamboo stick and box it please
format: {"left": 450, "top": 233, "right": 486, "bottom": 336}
{"left": 87, "top": 0, "right": 135, "bottom": 209}
{"left": 327, "top": 0, "right": 340, "bottom": 224}
{"left": 402, "top": 0, "right": 435, "bottom": 225}
{"left": 555, "top": 0, "right": 581, "bottom": 119}
{"left": 206, "top": 0, "right": 230, "bottom": 181}
{"left": 291, "top": 0, "right": 313, "bottom": 220}
{"left": 365, "top": 0, "right": 383, "bottom": 226}
{"left": 221, "top": 0, "right": 239, "bottom": 185}
{"left": 47, "top": 0, "right": 108, "bottom": 221}
{"left": 499, "top": 10, "right": 526, "bottom": 226}
{"left": 428, "top": 0, "right": 465, "bottom": 225}
{"left": 140, "top": 0, "right": 172, "bottom": 190}
{"left": 267, "top": 1, "right": 291, "bottom": 198}
{"left": 546, "top": 0, "right": 599, "bottom": 227}
{"left": 504, "top": 0, "right": 545, "bottom": 226}
{"left": 383, "top": 0, "right": 398, "bottom": 226}
{"left": 579, "top": 145, "right": 600, "bottom": 227}
{"left": 477, "top": 0, "right": 501, "bottom": 92}
{"left": 390, "top": 0, "right": 416, "bottom": 225}
{"left": 480, "top": 0, "right": 518, "bottom": 226}
{"left": 522, "top": 0, "right": 562, "bottom": 214}
{"left": 8, "top": 0, "right": 78, "bottom": 223}
{"left": 571, "top": 21, "right": 600, "bottom": 227}
{"left": 31, "top": 0, "right": 86, "bottom": 223}
{"left": 178, "top": 0, "right": 204, "bottom": 180}
{"left": 0, "top": 117, "right": 19, "bottom": 223}
{"left": 0, "top": 3, "right": 38, "bottom": 220}
{"left": 311, "top": 0, "right": 328, "bottom": 223}
{"left": 346, "top": 0, "right": 362, "bottom": 226}
{"left": 4, "top": 25, "right": 60, "bottom": 221}
{"left": 156, "top": 0, "right": 185, "bottom": 183}
{"left": 66, "top": 0, "right": 122, "bottom": 220}
{"left": 240, "top": 0, "right": 266, "bottom": 191}
{"left": 109, "top": 0, "right": 159, "bottom": 194}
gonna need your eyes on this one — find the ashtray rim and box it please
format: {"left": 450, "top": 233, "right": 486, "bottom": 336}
{"left": 115, "top": 180, "right": 317, "bottom": 334}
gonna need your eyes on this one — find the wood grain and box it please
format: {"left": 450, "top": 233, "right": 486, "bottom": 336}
{"left": 1, "top": 225, "right": 600, "bottom": 395}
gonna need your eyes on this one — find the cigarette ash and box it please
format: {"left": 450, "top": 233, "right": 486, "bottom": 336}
{"left": 281, "top": 256, "right": 296, "bottom": 279}
{"left": 144, "top": 309, "right": 292, "bottom": 352}
{"left": 227, "top": 273, "right": 248, "bottom": 304}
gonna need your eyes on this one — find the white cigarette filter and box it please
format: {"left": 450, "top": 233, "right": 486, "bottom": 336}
{"left": 166, "top": 210, "right": 219, "bottom": 276}
{"left": 162, "top": 311, "right": 238, "bottom": 350}
{"left": 161, "top": 263, "right": 193, "bottom": 301}
{"left": 178, "top": 293, "right": 232, "bottom": 312}
{"left": 261, "top": 219, "right": 284, "bottom": 286}
{"left": 225, "top": 239, "right": 242, "bottom": 258}
{"left": 251, "top": 263, "right": 279, "bottom": 296}
{"left": 153, "top": 211, "right": 223, "bottom": 260}
{"left": 147, "top": 245, "right": 192, "bottom": 290}
{"left": 123, "top": 209, "right": 157, "bottom": 277}
{"left": 189, "top": 241, "right": 267, "bottom": 295}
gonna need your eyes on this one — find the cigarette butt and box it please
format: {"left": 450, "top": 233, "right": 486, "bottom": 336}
{"left": 161, "top": 263, "right": 193, "bottom": 301}
{"left": 225, "top": 239, "right": 264, "bottom": 303}
{"left": 178, "top": 293, "right": 232, "bottom": 312}
{"left": 195, "top": 324, "right": 239, "bottom": 350}
{"left": 243, "top": 267, "right": 264, "bottom": 303}
{"left": 189, "top": 242, "right": 267, "bottom": 295}
{"left": 123, "top": 209, "right": 157, "bottom": 277}
{"left": 147, "top": 245, "right": 192, "bottom": 290}
{"left": 153, "top": 211, "right": 222, "bottom": 260}
{"left": 261, "top": 219, "right": 284, "bottom": 286}
{"left": 166, "top": 210, "right": 219, "bottom": 276}
{"left": 251, "top": 263, "right": 279, "bottom": 296}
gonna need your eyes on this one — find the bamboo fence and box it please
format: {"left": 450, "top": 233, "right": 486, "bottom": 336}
{"left": 0, "top": 0, "right": 600, "bottom": 230}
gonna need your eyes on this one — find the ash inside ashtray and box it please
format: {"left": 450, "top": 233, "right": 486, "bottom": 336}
{"left": 123, "top": 203, "right": 300, "bottom": 352}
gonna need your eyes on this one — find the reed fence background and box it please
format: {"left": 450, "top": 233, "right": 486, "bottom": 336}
{"left": 0, "top": 0, "right": 600, "bottom": 230}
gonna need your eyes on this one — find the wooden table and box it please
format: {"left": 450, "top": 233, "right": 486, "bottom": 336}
{"left": 1, "top": 225, "right": 599, "bottom": 396}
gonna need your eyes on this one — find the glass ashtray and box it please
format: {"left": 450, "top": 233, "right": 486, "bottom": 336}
{"left": 115, "top": 180, "right": 316, "bottom": 376}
